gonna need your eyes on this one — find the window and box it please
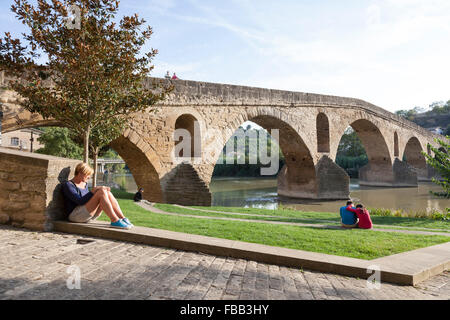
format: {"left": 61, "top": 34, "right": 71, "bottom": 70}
{"left": 10, "top": 137, "right": 19, "bottom": 146}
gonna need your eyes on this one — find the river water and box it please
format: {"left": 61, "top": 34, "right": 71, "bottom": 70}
{"left": 104, "top": 174, "right": 449, "bottom": 214}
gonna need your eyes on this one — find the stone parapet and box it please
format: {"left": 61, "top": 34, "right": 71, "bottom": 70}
{"left": 152, "top": 77, "right": 441, "bottom": 141}
{"left": 0, "top": 147, "right": 79, "bottom": 231}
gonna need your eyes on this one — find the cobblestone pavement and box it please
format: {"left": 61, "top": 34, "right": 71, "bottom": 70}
{"left": 0, "top": 225, "right": 449, "bottom": 300}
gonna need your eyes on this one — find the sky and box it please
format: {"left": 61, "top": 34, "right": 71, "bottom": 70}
{"left": 1, "top": 0, "right": 449, "bottom": 113}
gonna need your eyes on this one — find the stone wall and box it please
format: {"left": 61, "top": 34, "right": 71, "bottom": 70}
{"left": 0, "top": 147, "right": 79, "bottom": 231}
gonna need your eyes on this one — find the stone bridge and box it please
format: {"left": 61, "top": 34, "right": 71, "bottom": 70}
{"left": 0, "top": 73, "right": 442, "bottom": 206}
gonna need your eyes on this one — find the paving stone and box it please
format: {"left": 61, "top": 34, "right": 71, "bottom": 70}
{"left": 169, "top": 254, "right": 216, "bottom": 300}
{"left": 239, "top": 260, "right": 257, "bottom": 300}
{"left": 203, "top": 258, "right": 236, "bottom": 300}
{"left": 184, "top": 256, "right": 226, "bottom": 300}
{"left": 279, "top": 267, "right": 301, "bottom": 300}
{"left": 302, "top": 271, "right": 331, "bottom": 300}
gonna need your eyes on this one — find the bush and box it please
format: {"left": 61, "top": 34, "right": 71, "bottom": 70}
{"left": 367, "top": 207, "right": 449, "bottom": 220}
{"left": 422, "top": 136, "right": 450, "bottom": 197}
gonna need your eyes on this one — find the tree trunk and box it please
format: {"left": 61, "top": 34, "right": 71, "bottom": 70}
{"left": 83, "top": 126, "right": 90, "bottom": 164}
{"left": 93, "top": 147, "right": 98, "bottom": 188}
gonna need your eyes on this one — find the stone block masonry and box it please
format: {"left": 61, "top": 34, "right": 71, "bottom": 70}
{"left": 2, "top": 75, "right": 445, "bottom": 206}
{"left": 0, "top": 147, "right": 79, "bottom": 231}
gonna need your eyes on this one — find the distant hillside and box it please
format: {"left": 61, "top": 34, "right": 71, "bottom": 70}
{"left": 412, "top": 112, "right": 450, "bottom": 130}
{"left": 396, "top": 101, "right": 450, "bottom": 134}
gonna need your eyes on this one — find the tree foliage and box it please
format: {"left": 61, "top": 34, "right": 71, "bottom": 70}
{"left": 336, "top": 128, "right": 367, "bottom": 158}
{"left": 80, "top": 116, "right": 125, "bottom": 186}
{"left": 429, "top": 100, "right": 450, "bottom": 114}
{"left": 395, "top": 106, "right": 425, "bottom": 121}
{"left": 36, "top": 126, "right": 83, "bottom": 159}
{"left": 0, "top": 0, "right": 171, "bottom": 163}
{"left": 213, "top": 127, "right": 284, "bottom": 177}
{"left": 422, "top": 136, "right": 450, "bottom": 198}
{"left": 335, "top": 127, "right": 368, "bottom": 178}
{"left": 395, "top": 101, "right": 450, "bottom": 121}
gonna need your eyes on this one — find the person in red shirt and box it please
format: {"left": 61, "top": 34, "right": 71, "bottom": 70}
{"left": 346, "top": 204, "right": 373, "bottom": 229}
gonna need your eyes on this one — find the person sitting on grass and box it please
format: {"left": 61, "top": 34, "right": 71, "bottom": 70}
{"left": 346, "top": 203, "right": 373, "bottom": 229}
{"left": 133, "top": 188, "right": 144, "bottom": 202}
{"left": 62, "top": 163, "right": 133, "bottom": 229}
{"left": 340, "top": 200, "right": 358, "bottom": 228}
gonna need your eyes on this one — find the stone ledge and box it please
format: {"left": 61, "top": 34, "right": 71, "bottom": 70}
{"left": 0, "top": 146, "right": 75, "bottom": 162}
{"left": 52, "top": 221, "right": 449, "bottom": 286}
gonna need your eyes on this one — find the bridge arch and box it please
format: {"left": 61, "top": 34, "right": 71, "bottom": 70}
{"left": 207, "top": 109, "right": 320, "bottom": 199}
{"left": 402, "top": 136, "right": 427, "bottom": 180}
{"left": 110, "top": 133, "right": 163, "bottom": 202}
{"left": 1, "top": 105, "right": 166, "bottom": 201}
{"left": 252, "top": 114, "right": 317, "bottom": 199}
{"left": 335, "top": 118, "right": 393, "bottom": 186}
{"left": 316, "top": 112, "right": 330, "bottom": 153}
{"left": 2, "top": 119, "right": 62, "bottom": 133}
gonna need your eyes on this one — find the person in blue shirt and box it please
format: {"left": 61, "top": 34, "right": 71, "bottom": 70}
{"left": 339, "top": 200, "right": 358, "bottom": 228}
{"left": 62, "top": 163, "right": 133, "bottom": 229}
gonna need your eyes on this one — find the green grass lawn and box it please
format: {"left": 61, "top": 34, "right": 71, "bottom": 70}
{"left": 103, "top": 189, "right": 449, "bottom": 260}
{"left": 155, "top": 203, "right": 341, "bottom": 225}
{"left": 189, "top": 205, "right": 450, "bottom": 231}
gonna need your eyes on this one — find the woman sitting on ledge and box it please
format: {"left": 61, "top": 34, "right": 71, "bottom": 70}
{"left": 62, "top": 163, "right": 133, "bottom": 229}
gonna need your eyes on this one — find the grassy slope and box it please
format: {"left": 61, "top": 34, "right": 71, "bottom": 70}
{"left": 101, "top": 191, "right": 449, "bottom": 260}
